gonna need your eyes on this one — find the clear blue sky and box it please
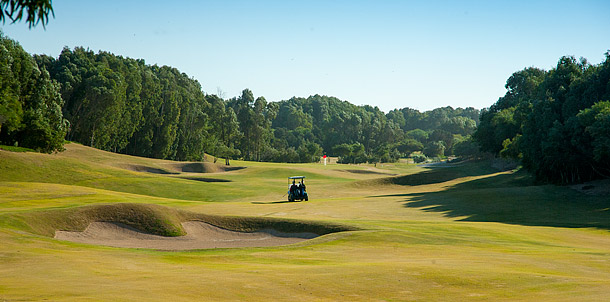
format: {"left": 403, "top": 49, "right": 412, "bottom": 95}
{"left": 2, "top": 0, "right": 609, "bottom": 112}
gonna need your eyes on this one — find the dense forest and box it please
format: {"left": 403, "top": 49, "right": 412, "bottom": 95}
{"left": 2, "top": 31, "right": 609, "bottom": 185}
{"left": 0, "top": 33, "right": 479, "bottom": 164}
{"left": 475, "top": 53, "right": 610, "bottom": 184}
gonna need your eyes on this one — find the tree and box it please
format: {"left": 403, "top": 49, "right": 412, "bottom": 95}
{"left": 474, "top": 67, "right": 546, "bottom": 155}
{"left": 298, "top": 141, "right": 323, "bottom": 163}
{"left": 0, "top": 38, "right": 22, "bottom": 135}
{"left": 0, "top": 33, "right": 67, "bottom": 152}
{"left": 576, "top": 101, "right": 610, "bottom": 175}
{"left": 395, "top": 138, "right": 423, "bottom": 157}
{"left": 333, "top": 142, "right": 366, "bottom": 164}
{"left": 0, "top": 0, "right": 54, "bottom": 28}
{"left": 251, "top": 96, "right": 275, "bottom": 161}
{"left": 519, "top": 56, "right": 586, "bottom": 184}
{"left": 429, "top": 129, "right": 454, "bottom": 156}
{"left": 16, "top": 67, "right": 68, "bottom": 152}
{"left": 405, "top": 129, "right": 428, "bottom": 143}
{"left": 476, "top": 53, "right": 610, "bottom": 184}
{"left": 423, "top": 141, "right": 445, "bottom": 158}
{"left": 332, "top": 143, "right": 352, "bottom": 159}
{"left": 453, "top": 136, "right": 482, "bottom": 159}
{"left": 440, "top": 116, "right": 477, "bottom": 136}
{"left": 214, "top": 142, "right": 241, "bottom": 165}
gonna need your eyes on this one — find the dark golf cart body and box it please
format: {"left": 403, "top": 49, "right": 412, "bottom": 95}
{"left": 288, "top": 176, "right": 308, "bottom": 202}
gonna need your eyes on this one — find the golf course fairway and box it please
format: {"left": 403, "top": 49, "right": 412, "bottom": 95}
{"left": 1, "top": 143, "right": 610, "bottom": 301}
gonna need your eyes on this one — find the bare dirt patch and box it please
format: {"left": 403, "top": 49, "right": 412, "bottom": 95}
{"left": 55, "top": 221, "right": 317, "bottom": 250}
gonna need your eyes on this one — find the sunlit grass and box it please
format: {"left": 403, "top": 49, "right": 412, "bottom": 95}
{"left": 1, "top": 144, "right": 610, "bottom": 301}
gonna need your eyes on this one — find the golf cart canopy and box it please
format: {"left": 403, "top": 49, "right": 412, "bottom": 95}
{"left": 288, "top": 176, "right": 305, "bottom": 179}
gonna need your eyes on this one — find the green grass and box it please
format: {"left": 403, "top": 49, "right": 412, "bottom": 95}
{"left": 1, "top": 144, "right": 610, "bottom": 301}
{"left": 0, "top": 144, "right": 36, "bottom": 152}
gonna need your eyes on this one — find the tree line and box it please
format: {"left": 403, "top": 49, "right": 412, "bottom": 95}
{"left": 0, "top": 32, "right": 67, "bottom": 152}
{"left": 0, "top": 33, "right": 480, "bottom": 164}
{"left": 475, "top": 53, "right": 610, "bottom": 184}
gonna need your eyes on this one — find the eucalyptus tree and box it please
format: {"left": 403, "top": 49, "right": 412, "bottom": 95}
{"left": 0, "top": 0, "right": 53, "bottom": 28}
{"left": 0, "top": 33, "right": 67, "bottom": 152}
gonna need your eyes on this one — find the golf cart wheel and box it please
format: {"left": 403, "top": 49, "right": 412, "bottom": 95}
{"left": 305, "top": 196, "right": 308, "bottom": 201}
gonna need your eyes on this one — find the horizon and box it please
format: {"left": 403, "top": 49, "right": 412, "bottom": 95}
{"left": 2, "top": 0, "right": 609, "bottom": 112}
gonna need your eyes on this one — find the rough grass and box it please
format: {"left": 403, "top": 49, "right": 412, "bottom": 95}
{"left": 2, "top": 144, "right": 610, "bottom": 301}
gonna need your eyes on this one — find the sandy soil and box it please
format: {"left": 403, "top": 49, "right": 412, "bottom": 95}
{"left": 55, "top": 221, "right": 318, "bottom": 250}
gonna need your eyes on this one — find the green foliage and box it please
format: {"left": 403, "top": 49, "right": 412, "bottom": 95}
{"left": 269, "top": 96, "right": 477, "bottom": 164}
{"left": 387, "top": 106, "right": 479, "bottom": 133}
{"left": 0, "top": 0, "right": 53, "bottom": 28}
{"left": 335, "top": 143, "right": 367, "bottom": 164}
{"left": 475, "top": 53, "right": 610, "bottom": 184}
{"left": 43, "top": 47, "right": 214, "bottom": 161}
{"left": 474, "top": 67, "right": 545, "bottom": 154}
{"left": 578, "top": 101, "right": 610, "bottom": 162}
{"left": 441, "top": 116, "right": 477, "bottom": 135}
{"left": 428, "top": 129, "right": 454, "bottom": 156}
{"left": 412, "top": 154, "right": 427, "bottom": 163}
{"left": 423, "top": 141, "right": 445, "bottom": 158}
{"left": 395, "top": 138, "right": 424, "bottom": 157}
{"left": 452, "top": 136, "right": 482, "bottom": 159}
{"left": 405, "top": 128, "right": 428, "bottom": 142}
{"left": 2, "top": 32, "right": 480, "bottom": 164}
{"left": 0, "top": 33, "right": 67, "bottom": 152}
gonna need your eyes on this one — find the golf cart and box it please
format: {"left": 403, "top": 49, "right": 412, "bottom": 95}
{"left": 287, "top": 176, "right": 308, "bottom": 202}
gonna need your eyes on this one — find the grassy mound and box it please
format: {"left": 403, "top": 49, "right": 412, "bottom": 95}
{"left": 128, "top": 165, "right": 180, "bottom": 175}
{"left": 9, "top": 203, "right": 356, "bottom": 238}
{"left": 168, "top": 162, "right": 245, "bottom": 173}
{"left": 10, "top": 203, "right": 186, "bottom": 237}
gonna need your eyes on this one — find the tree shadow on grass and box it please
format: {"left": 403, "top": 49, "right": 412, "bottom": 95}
{"left": 180, "top": 177, "right": 232, "bottom": 183}
{"left": 391, "top": 170, "right": 610, "bottom": 230}
{"left": 379, "top": 161, "right": 499, "bottom": 186}
{"left": 251, "top": 200, "right": 298, "bottom": 204}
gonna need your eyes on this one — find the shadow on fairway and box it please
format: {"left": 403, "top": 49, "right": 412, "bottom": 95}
{"left": 374, "top": 161, "right": 499, "bottom": 187}
{"left": 180, "top": 177, "right": 232, "bottom": 183}
{"left": 251, "top": 200, "right": 298, "bottom": 204}
{"left": 387, "top": 170, "right": 610, "bottom": 230}
{"left": 130, "top": 165, "right": 180, "bottom": 175}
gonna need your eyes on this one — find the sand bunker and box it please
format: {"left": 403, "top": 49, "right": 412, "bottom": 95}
{"left": 55, "top": 221, "right": 318, "bottom": 250}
